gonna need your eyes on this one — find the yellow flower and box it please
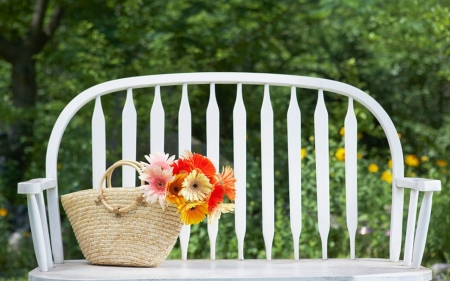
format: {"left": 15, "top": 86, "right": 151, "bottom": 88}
{"left": 368, "top": 164, "right": 379, "bottom": 173}
{"left": 420, "top": 156, "right": 429, "bottom": 162}
{"left": 437, "top": 160, "right": 448, "bottom": 167}
{"left": 335, "top": 148, "right": 345, "bottom": 161}
{"left": 357, "top": 152, "right": 363, "bottom": 159}
{"left": 405, "top": 154, "right": 419, "bottom": 167}
{"left": 398, "top": 133, "right": 402, "bottom": 139}
{"left": 178, "top": 201, "right": 208, "bottom": 225}
{"left": 388, "top": 159, "right": 392, "bottom": 169}
{"left": 301, "top": 148, "right": 307, "bottom": 159}
{"left": 381, "top": 171, "right": 393, "bottom": 184}
{"left": 339, "top": 127, "right": 345, "bottom": 136}
{"left": 0, "top": 208, "right": 7, "bottom": 217}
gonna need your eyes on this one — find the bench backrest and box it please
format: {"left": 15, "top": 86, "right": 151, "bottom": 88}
{"left": 44, "top": 73, "right": 405, "bottom": 264}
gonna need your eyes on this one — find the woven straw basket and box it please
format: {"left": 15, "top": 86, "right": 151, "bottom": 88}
{"left": 61, "top": 160, "right": 183, "bottom": 267}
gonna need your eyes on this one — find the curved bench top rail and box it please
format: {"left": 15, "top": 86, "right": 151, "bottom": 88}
{"left": 46, "top": 72, "right": 404, "bottom": 179}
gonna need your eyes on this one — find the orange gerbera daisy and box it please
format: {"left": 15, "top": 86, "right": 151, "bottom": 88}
{"left": 166, "top": 173, "right": 187, "bottom": 206}
{"left": 207, "top": 184, "right": 224, "bottom": 212}
{"left": 217, "top": 166, "right": 236, "bottom": 201}
{"left": 178, "top": 201, "right": 208, "bottom": 225}
{"left": 171, "top": 158, "right": 192, "bottom": 175}
{"left": 182, "top": 151, "right": 216, "bottom": 183}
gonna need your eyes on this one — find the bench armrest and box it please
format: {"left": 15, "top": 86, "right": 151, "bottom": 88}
{"left": 396, "top": 177, "right": 441, "bottom": 268}
{"left": 18, "top": 178, "right": 57, "bottom": 194}
{"left": 396, "top": 177, "right": 441, "bottom": 192}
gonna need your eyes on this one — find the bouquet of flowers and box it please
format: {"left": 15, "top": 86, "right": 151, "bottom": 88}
{"left": 138, "top": 151, "right": 236, "bottom": 225}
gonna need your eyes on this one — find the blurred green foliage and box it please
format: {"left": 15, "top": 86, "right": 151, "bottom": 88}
{"left": 1, "top": 0, "right": 449, "bottom": 278}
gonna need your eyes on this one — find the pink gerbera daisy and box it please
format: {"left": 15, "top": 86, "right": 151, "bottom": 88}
{"left": 139, "top": 165, "right": 174, "bottom": 210}
{"left": 141, "top": 152, "right": 175, "bottom": 171}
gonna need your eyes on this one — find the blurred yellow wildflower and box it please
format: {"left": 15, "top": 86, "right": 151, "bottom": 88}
{"left": 381, "top": 171, "right": 393, "bottom": 184}
{"left": 335, "top": 148, "right": 345, "bottom": 161}
{"left": 368, "top": 164, "right": 379, "bottom": 173}
{"left": 301, "top": 148, "right": 307, "bottom": 159}
{"left": 398, "top": 133, "right": 402, "bottom": 139}
{"left": 388, "top": 159, "right": 392, "bottom": 169}
{"left": 357, "top": 152, "right": 363, "bottom": 159}
{"left": 0, "top": 208, "right": 7, "bottom": 217}
{"left": 420, "top": 156, "right": 429, "bottom": 162}
{"left": 405, "top": 154, "right": 419, "bottom": 167}
{"left": 437, "top": 160, "right": 447, "bottom": 167}
{"left": 339, "top": 127, "right": 345, "bottom": 136}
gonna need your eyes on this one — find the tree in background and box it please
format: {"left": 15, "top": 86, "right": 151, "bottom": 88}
{"left": 0, "top": 0, "right": 63, "bottom": 204}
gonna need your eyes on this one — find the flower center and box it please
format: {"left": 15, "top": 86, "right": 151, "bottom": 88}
{"left": 193, "top": 183, "right": 198, "bottom": 188}
{"left": 174, "top": 186, "right": 179, "bottom": 192}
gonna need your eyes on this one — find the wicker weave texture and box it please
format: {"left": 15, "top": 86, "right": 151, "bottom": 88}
{"left": 61, "top": 187, "right": 182, "bottom": 267}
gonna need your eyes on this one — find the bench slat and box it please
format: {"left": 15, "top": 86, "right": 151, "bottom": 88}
{"left": 207, "top": 83, "right": 220, "bottom": 260}
{"left": 345, "top": 97, "right": 358, "bottom": 259}
{"left": 179, "top": 83, "right": 192, "bottom": 260}
{"left": 233, "top": 83, "right": 246, "bottom": 260}
{"left": 261, "top": 84, "right": 275, "bottom": 260}
{"left": 287, "top": 85, "right": 302, "bottom": 260}
{"left": 314, "top": 90, "right": 330, "bottom": 260}
{"left": 151, "top": 85, "right": 165, "bottom": 153}
{"left": 122, "top": 89, "right": 137, "bottom": 187}
{"left": 92, "top": 96, "right": 106, "bottom": 189}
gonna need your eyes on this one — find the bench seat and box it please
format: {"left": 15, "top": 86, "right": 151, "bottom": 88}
{"left": 28, "top": 259, "right": 432, "bottom": 281}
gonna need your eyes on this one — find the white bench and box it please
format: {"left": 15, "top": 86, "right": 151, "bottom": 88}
{"left": 18, "top": 73, "right": 441, "bottom": 280}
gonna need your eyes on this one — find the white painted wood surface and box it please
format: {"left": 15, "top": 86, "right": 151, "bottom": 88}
{"left": 314, "top": 90, "right": 330, "bottom": 260}
{"left": 122, "top": 89, "right": 137, "bottom": 187}
{"left": 233, "top": 83, "right": 246, "bottom": 261}
{"left": 261, "top": 84, "right": 274, "bottom": 260}
{"left": 28, "top": 259, "right": 432, "bottom": 281}
{"left": 151, "top": 85, "right": 165, "bottom": 153}
{"left": 18, "top": 73, "right": 441, "bottom": 278}
{"left": 46, "top": 183, "right": 63, "bottom": 264}
{"left": 92, "top": 96, "right": 106, "bottom": 189}
{"left": 287, "top": 85, "right": 301, "bottom": 260}
{"left": 37, "top": 192, "right": 53, "bottom": 269}
{"left": 412, "top": 191, "right": 433, "bottom": 269}
{"left": 403, "top": 190, "right": 419, "bottom": 266}
{"left": 206, "top": 83, "right": 220, "bottom": 260}
{"left": 344, "top": 98, "right": 358, "bottom": 259}
{"left": 27, "top": 194, "right": 48, "bottom": 272}
{"left": 178, "top": 83, "right": 192, "bottom": 260}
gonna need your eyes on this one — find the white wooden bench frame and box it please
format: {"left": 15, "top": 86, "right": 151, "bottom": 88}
{"left": 18, "top": 73, "right": 441, "bottom": 280}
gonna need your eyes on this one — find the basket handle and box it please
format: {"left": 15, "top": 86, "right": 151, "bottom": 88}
{"left": 96, "top": 160, "right": 146, "bottom": 214}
